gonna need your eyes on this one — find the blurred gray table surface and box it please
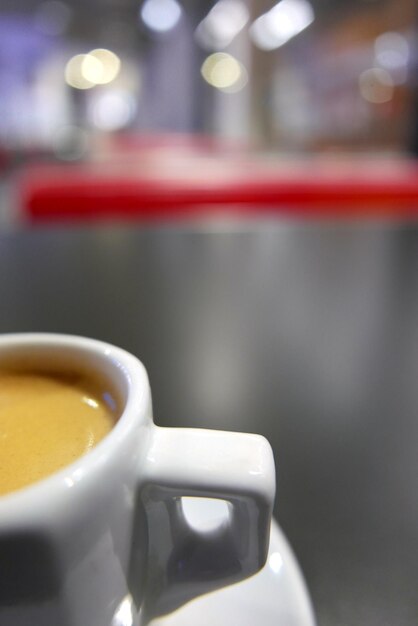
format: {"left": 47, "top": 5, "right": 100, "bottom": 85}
{"left": 0, "top": 222, "right": 418, "bottom": 626}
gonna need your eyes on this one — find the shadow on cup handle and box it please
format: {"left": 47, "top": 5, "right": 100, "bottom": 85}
{"left": 133, "top": 426, "right": 276, "bottom": 623}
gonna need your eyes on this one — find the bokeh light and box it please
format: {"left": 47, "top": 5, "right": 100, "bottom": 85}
{"left": 195, "top": 0, "right": 249, "bottom": 50}
{"left": 374, "top": 32, "right": 409, "bottom": 85}
{"left": 88, "top": 90, "right": 137, "bottom": 131}
{"left": 201, "top": 53, "right": 248, "bottom": 93}
{"left": 84, "top": 49, "right": 121, "bottom": 85}
{"left": 65, "top": 49, "right": 121, "bottom": 90}
{"left": 250, "top": 0, "right": 314, "bottom": 51}
{"left": 65, "top": 54, "right": 95, "bottom": 90}
{"left": 81, "top": 54, "right": 103, "bottom": 84}
{"left": 359, "top": 68, "right": 394, "bottom": 104}
{"left": 140, "top": 0, "right": 182, "bottom": 33}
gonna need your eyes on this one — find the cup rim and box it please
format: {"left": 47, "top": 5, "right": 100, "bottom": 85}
{"left": 0, "top": 332, "right": 150, "bottom": 517}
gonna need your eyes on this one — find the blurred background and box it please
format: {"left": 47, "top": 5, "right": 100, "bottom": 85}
{"left": 1, "top": 3, "right": 418, "bottom": 625}
{"left": 0, "top": 0, "right": 417, "bottom": 225}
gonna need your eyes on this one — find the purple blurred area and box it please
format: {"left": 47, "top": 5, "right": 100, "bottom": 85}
{"left": 0, "top": 0, "right": 416, "bottom": 160}
{"left": 0, "top": 0, "right": 416, "bottom": 227}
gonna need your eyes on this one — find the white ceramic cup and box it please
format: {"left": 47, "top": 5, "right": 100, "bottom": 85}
{"left": 0, "top": 333, "right": 275, "bottom": 626}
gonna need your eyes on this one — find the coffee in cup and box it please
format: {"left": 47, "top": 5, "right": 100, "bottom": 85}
{"left": 0, "top": 368, "right": 119, "bottom": 496}
{"left": 0, "top": 334, "right": 275, "bottom": 626}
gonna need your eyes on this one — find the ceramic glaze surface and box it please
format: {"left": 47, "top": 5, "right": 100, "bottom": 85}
{"left": 151, "top": 518, "right": 316, "bottom": 626}
{"left": 0, "top": 334, "right": 276, "bottom": 626}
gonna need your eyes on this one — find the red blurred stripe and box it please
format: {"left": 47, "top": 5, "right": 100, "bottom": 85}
{"left": 19, "top": 159, "right": 418, "bottom": 222}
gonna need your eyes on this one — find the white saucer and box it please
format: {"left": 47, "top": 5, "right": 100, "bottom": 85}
{"left": 150, "top": 518, "right": 316, "bottom": 626}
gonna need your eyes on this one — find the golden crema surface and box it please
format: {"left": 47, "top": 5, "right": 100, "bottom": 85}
{"left": 0, "top": 370, "right": 118, "bottom": 496}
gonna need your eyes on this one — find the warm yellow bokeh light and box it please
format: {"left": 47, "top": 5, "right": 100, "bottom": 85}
{"left": 88, "top": 49, "right": 121, "bottom": 84}
{"left": 65, "top": 54, "right": 95, "bottom": 90}
{"left": 201, "top": 53, "right": 247, "bottom": 92}
{"left": 81, "top": 54, "right": 103, "bottom": 84}
{"left": 65, "top": 49, "right": 121, "bottom": 90}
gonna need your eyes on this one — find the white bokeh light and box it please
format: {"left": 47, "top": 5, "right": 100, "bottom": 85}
{"left": 250, "top": 0, "right": 314, "bottom": 51}
{"left": 374, "top": 32, "right": 409, "bottom": 84}
{"left": 375, "top": 32, "right": 409, "bottom": 69}
{"left": 140, "top": 0, "right": 182, "bottom": 33}
{"left": 195, "top": 0, "right": 249, "bottom": 50}
{"left": 89, "top": 90, "right": 137, "bottom": 131}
